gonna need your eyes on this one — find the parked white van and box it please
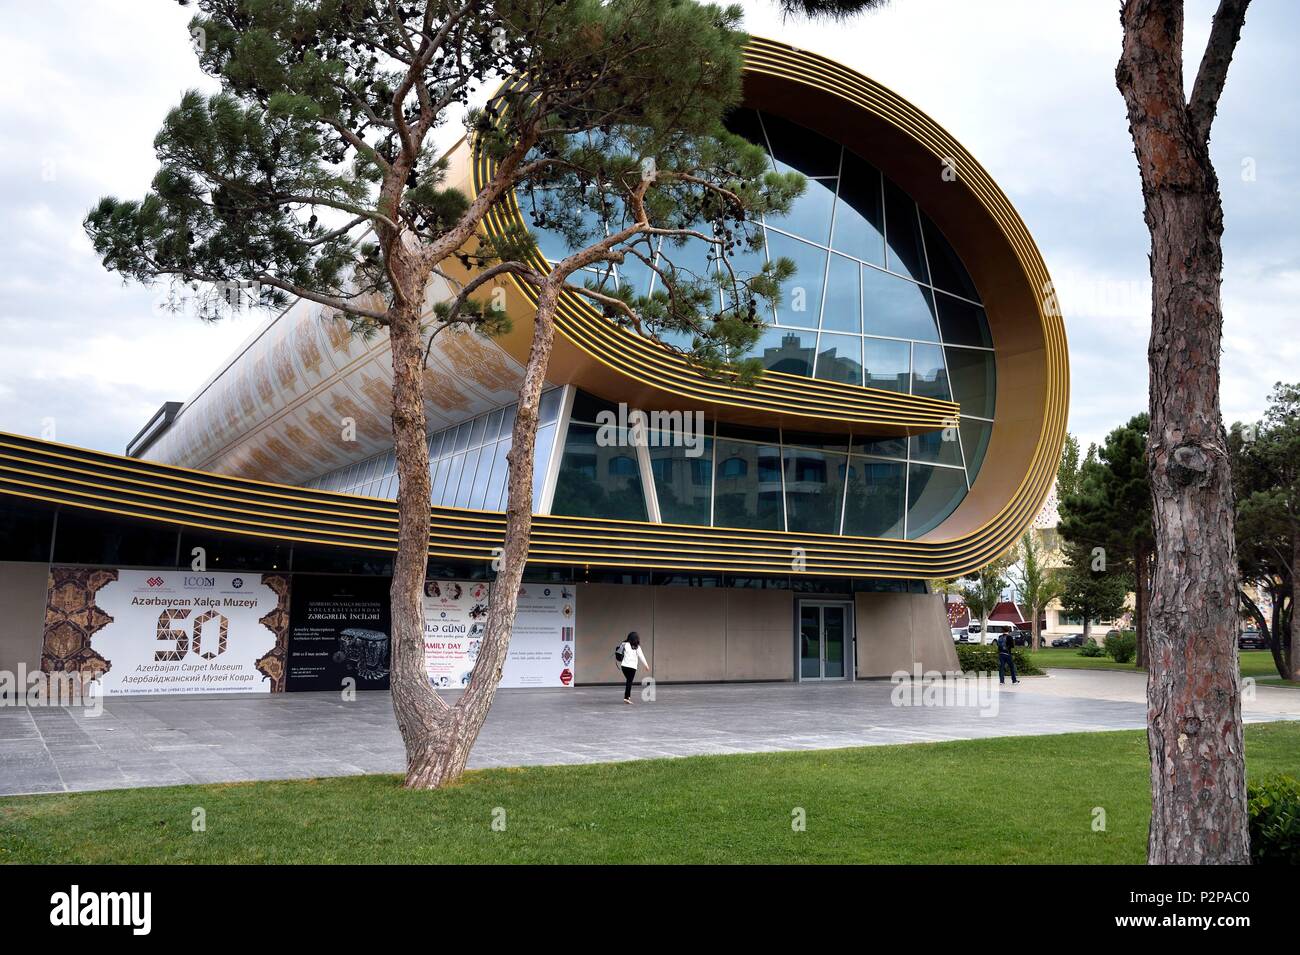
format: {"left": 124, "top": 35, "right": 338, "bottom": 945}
{"left": 966, "top": 620, "right": 1018, "bottom": 646}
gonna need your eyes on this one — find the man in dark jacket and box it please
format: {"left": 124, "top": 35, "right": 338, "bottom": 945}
{"left": 997, "top": 631, "right": 1020, "bottom": 685}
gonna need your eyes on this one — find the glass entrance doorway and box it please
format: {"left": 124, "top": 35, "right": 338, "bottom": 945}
{"left": 798, "top": 600, "right": 853, "bottom": 680}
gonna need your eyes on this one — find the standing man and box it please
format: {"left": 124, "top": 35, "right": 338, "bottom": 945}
{"left": 997, "top": 630, "right": 1020, "bottom": 686}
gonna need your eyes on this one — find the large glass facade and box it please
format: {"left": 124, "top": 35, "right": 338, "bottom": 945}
{"left": 305, "top": 388, "right": 563, "bottom": 513}
{"left": 518, "top": 107, "right": 997, "bottom": 534}
{"left": 547, "top": 394, "right": 971, "bottom": 539}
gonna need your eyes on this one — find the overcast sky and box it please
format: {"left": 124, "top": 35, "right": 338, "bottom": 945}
{"left": 0, "top": 0, "right": 1294, "bottom": 455}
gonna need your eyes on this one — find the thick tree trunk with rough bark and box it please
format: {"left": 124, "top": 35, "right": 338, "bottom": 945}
{"left": 1117, "top": 0, "right": 1251, "bottom": 864}
{"left": 1134, "top": 545, "right": 1149, "bottom": 668}
{"left": 385, "top": 293, "right": 453, "bottom": 787}
{"left": 398, "top": 280, "right": 561, "bottom": 789}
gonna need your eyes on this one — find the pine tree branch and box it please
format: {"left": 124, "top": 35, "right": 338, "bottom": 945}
{"left": 1188, "top": 0, "right": 1252, "bottom": 142}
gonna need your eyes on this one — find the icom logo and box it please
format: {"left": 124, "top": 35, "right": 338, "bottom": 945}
{"left": 184, "top": 576, "right": 216, "bottom": 588}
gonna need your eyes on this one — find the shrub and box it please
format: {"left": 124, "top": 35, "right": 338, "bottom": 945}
{"left": 1078, "top": 640, "right": 1106, "bottom": 658}
{"left": 955, "top": 644, "right": 1042, "bottom": 676}
{"left": 1104, "top": 630, "right": 1138, "bottom": 664}
{"left": 1248, "top": 775, "right": 1300, "bottom": 865}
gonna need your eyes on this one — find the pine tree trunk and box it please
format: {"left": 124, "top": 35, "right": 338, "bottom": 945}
{"left": 1134, "top": 545, "right": 1149, "bottom": 668}
{"left": 385, "top": 298, "right": 458, "bottom": 788}
{"left": 399, "top": 280, "right": 562, "bottom": 788}
{"left": 1291, "top": 531, "right": 1300, "bottom": 681}
{"left": 1118, "top": 0, "right": 1250, "bottom": 864}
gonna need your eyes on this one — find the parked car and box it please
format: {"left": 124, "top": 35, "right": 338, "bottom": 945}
{"left": 1051, "top": 634, "right": 1085, "bottom": 648}
{"left": 1239, "top": 630, "right": 1267, "bottom": 650}
{"left": 951, "top": 627, "right": 969, "bottom": 643}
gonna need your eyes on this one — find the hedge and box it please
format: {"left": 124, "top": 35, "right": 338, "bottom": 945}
{"left": 954, "top": 644, "right": 1043, "bottom": 676}
{"left": 1248, "top": 774, "right": 1300, "bottom": 865}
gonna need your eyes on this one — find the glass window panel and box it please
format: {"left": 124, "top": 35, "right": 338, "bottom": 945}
{"left": 381, "top": 474, "right": 397, "bottom": 499}
{"left": 862, "top": 265, "right": 939, "bottom": 342}
{"left": 484, "top": 439, "right": 511, "bottom": 511}
{"left": 852, "top": 433, "right": 908, "bottom": 459}
{"left": 820, "top": 253, "right": 861, "bottom": 333}
{"left": 453, "top": 447, "right": 481, "bottom": 508}
{"left": 842, "top": 457, "right": 905, "bottom": 539}
{"left": 746, "top": 326, "right": 816, "bottom": 378}
{"left": 910, "top": 430, "right": 965, "bottom": 468}
{"left": 467, "top": 447, "right": 494, "bottom": 510}
{"left": 883, "top": 178, "right": 929, "bottom": 283}
{"left": 532, "top": 423, "right": 557, "bottom": 513}
{"left": 920, "top": 211, "right": 980, "bottom": 302}
{"left": 452, "top": 422, "right": 471, "bottom": 453}
{"left": 783, "top": 447, "right": 847, "bottom": 534}
{"left": 468, "top": 415, "right": 488, "bottom": 448}
{"left": 782, "top": 430, "right": 850, "bottom": 453}
{"left": 863, "top": 337, "right": 911, "bottom": 393}
{"left": 911, "top": 343, "right": 951, "bottom": 401}
{"left": 500, "top": 403, "right": 518, "bottom": 435}
{"left": 723, "top": 107, "right": 771, "bottom": 167}
{"left": 538, "top": 389, "right": 562, "bottom": 424}
{"left": 761, "top": 111, "right": 841, "bottom": 177}
{"left": 441, "top": 454, "right": 465, "bottom": 507}
{"left": 649, "top": 436, "right": 714, "bottom": 526}
{"left": 719, "top": 232, "right": 768, "bottom": 304}
{"left": 430, "top": 457, "right": 452, "bottom": 506}
{"left": 484, "top": 409, "right": 505, "bottom": 442}
{"left": 765, "top": 176, "right": 836, "bottom": 246}
{"left": 615, "top": 240, "right": 656, "bottom": 299}
{"left": 814, "top": 332, "right": 863, "bottom": 386}
{"left": 935, "top": 291, "right": 993, "bottom": 348}
{"left": 766, "top": 231, "right": 826, "bottom": 329}
{"left": 712, "top": 439, "right": 785, "bottom": 530}
{"left": 945, "top": 346, "right": 996, "bottom": 419}
{"left": 960, "top": 417, "right": 994, "bottom": 484}
{"left": 831, "top": 151, "right": 885, "bottom": 266}
{"left": 659, "top": 232, "right": 716, "bottom": 286}
{"left": 429, "top": 430, "right": 447, "bottom": 460}
{"left": 550, "top": 423, "right": 647, "bottom": 520}
{"left": 52, "top": 510, "right": 179, "bottom": 568}
{"left": 715, "top": 421, "right": 779, "bottom": 444}
{"left": 907, "top": 463, "right": 968, "bottom": 538}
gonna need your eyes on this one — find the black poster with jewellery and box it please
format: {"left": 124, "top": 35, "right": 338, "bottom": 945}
{"left": 285, "top": 575, "right": 392, "bottom": 692}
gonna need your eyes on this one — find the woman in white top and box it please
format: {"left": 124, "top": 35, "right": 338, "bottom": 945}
{"left": 618, "top": 631, "right": 650, "bottom": 703}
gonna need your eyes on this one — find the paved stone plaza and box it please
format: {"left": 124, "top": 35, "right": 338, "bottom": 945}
{"left": 2, "top": 670, "right": 1297, "bottom": 795}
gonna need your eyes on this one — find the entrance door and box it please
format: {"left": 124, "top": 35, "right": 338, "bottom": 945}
{"left": 798, "top": 600, "right": 852, "bottom": 680}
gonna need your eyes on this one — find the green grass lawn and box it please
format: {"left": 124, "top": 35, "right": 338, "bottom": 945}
{"left": 2, "top": 722, "right": 1296, "bottom": 864}
{"left": 1028, "top": 648, "right": 1298, "bottom": 686}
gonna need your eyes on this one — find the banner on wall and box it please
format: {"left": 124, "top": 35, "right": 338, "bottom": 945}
{"left": 421, "top": 580, "right": 575, "bottom": 688}
{"left": 285, "top": 576, "right": 391, "bottom": 692}
{"left": 41, "top": 567, "right": 291, "bottom": 696}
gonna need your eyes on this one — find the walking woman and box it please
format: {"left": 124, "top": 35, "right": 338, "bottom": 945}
{"left": 617, "top": 631, "right": 650, "bottom": 704}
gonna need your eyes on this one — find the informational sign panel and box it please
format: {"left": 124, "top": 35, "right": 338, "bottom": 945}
{"left": 421, "top": 580, "right": 575, "bottom": 688}
{"left": 421, "top": 580, "right": 487, "bottom": 689}
{"left": 41, "top": 568, "right": 290, "bottom": 696}
{"left": 285, "top": 576, "right": 391, "bottom": 692}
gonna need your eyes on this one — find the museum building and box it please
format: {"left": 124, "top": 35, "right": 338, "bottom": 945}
{"left": 0, "top": 39, "right": 1067, "bottom": 692}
